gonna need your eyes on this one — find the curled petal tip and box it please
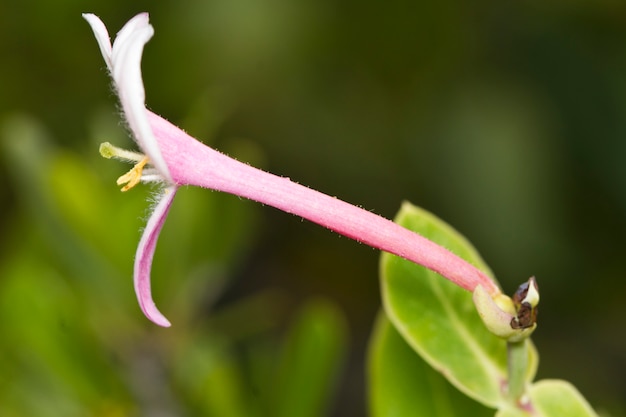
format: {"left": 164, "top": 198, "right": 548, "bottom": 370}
{"left": 142, "top": 306, "right": 172, "bottom": 327}
{"left": 136, "top": 265, "right": 172, "bottom": 327}
{"left": 83, "top": 13, "right": 113, "bottom": 67}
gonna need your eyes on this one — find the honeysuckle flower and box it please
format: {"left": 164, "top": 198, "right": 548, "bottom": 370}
{"left": 84, "top": 13, "right": 501, "bottom": 327}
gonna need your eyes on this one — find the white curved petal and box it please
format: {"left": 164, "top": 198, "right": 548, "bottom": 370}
{"left": 84, "top": 13, "right": 172, "bottom": 183}
{"left": 82, "top": 14, "right": 113, "bottom": 69}
{"left": 110, "top": 14, "right": 172, "bottom": 183}
{"left": 134, "top": 186, "right": 178, "bottom": 327}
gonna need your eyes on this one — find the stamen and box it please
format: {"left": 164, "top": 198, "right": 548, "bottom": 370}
{"left": 117, "top": 156, "right": 150, "bottom": 192}
{"left": 99, "top": 142, "right": 155, "bottom": 192}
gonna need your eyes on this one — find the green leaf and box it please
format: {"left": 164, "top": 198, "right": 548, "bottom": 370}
{"left": 496, "top": 380, "right": 598, "bottom": 417}
{"left": 0, "top": 245, "right": 132, "bottom": 416}
{"left": 173, "top": 335, "right": 257, "bottom": 417}
{"left": 368, "top": 312, "right": 493, "bottom": 417}
{"left": 380, "top": 202, "right": 537, "bottom": 408}
{"left": 528, "top": 380, "right": 597, "bottom": 417}
{"left": 274, "top": 299, "right": 348, "bottom": 417}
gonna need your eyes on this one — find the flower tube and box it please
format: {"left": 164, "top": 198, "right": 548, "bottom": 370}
{"left": 84, "top": 13, "right": 500, "bottom": 327}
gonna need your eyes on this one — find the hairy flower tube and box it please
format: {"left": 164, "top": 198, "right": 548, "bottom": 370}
{"left": 83, "top": 13, "right": 501, "bottom": 327}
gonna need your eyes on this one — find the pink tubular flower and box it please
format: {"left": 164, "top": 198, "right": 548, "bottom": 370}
{"left": 83, "top": 13, "right": 500, "bottom": 327}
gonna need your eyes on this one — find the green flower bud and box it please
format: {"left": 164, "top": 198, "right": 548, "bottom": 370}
{"left": 473, "top": 277, "right": 539, "bottom": 342}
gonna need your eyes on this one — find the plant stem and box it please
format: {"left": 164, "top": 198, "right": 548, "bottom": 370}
{"left": 507, "top": 340, "right": 528, "bottom": 404}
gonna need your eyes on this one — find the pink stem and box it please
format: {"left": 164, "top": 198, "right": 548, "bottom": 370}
{"left": 149, "top": 111, "right": 500, "bottom": 295}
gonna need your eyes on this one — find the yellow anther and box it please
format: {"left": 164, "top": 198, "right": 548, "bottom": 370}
{"left": 116, "top": 156, "right": 149, "bottom": 192}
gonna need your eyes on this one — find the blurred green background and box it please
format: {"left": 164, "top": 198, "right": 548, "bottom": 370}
{"left": 1, "top": 0, "right": 626, "bottom": 415}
